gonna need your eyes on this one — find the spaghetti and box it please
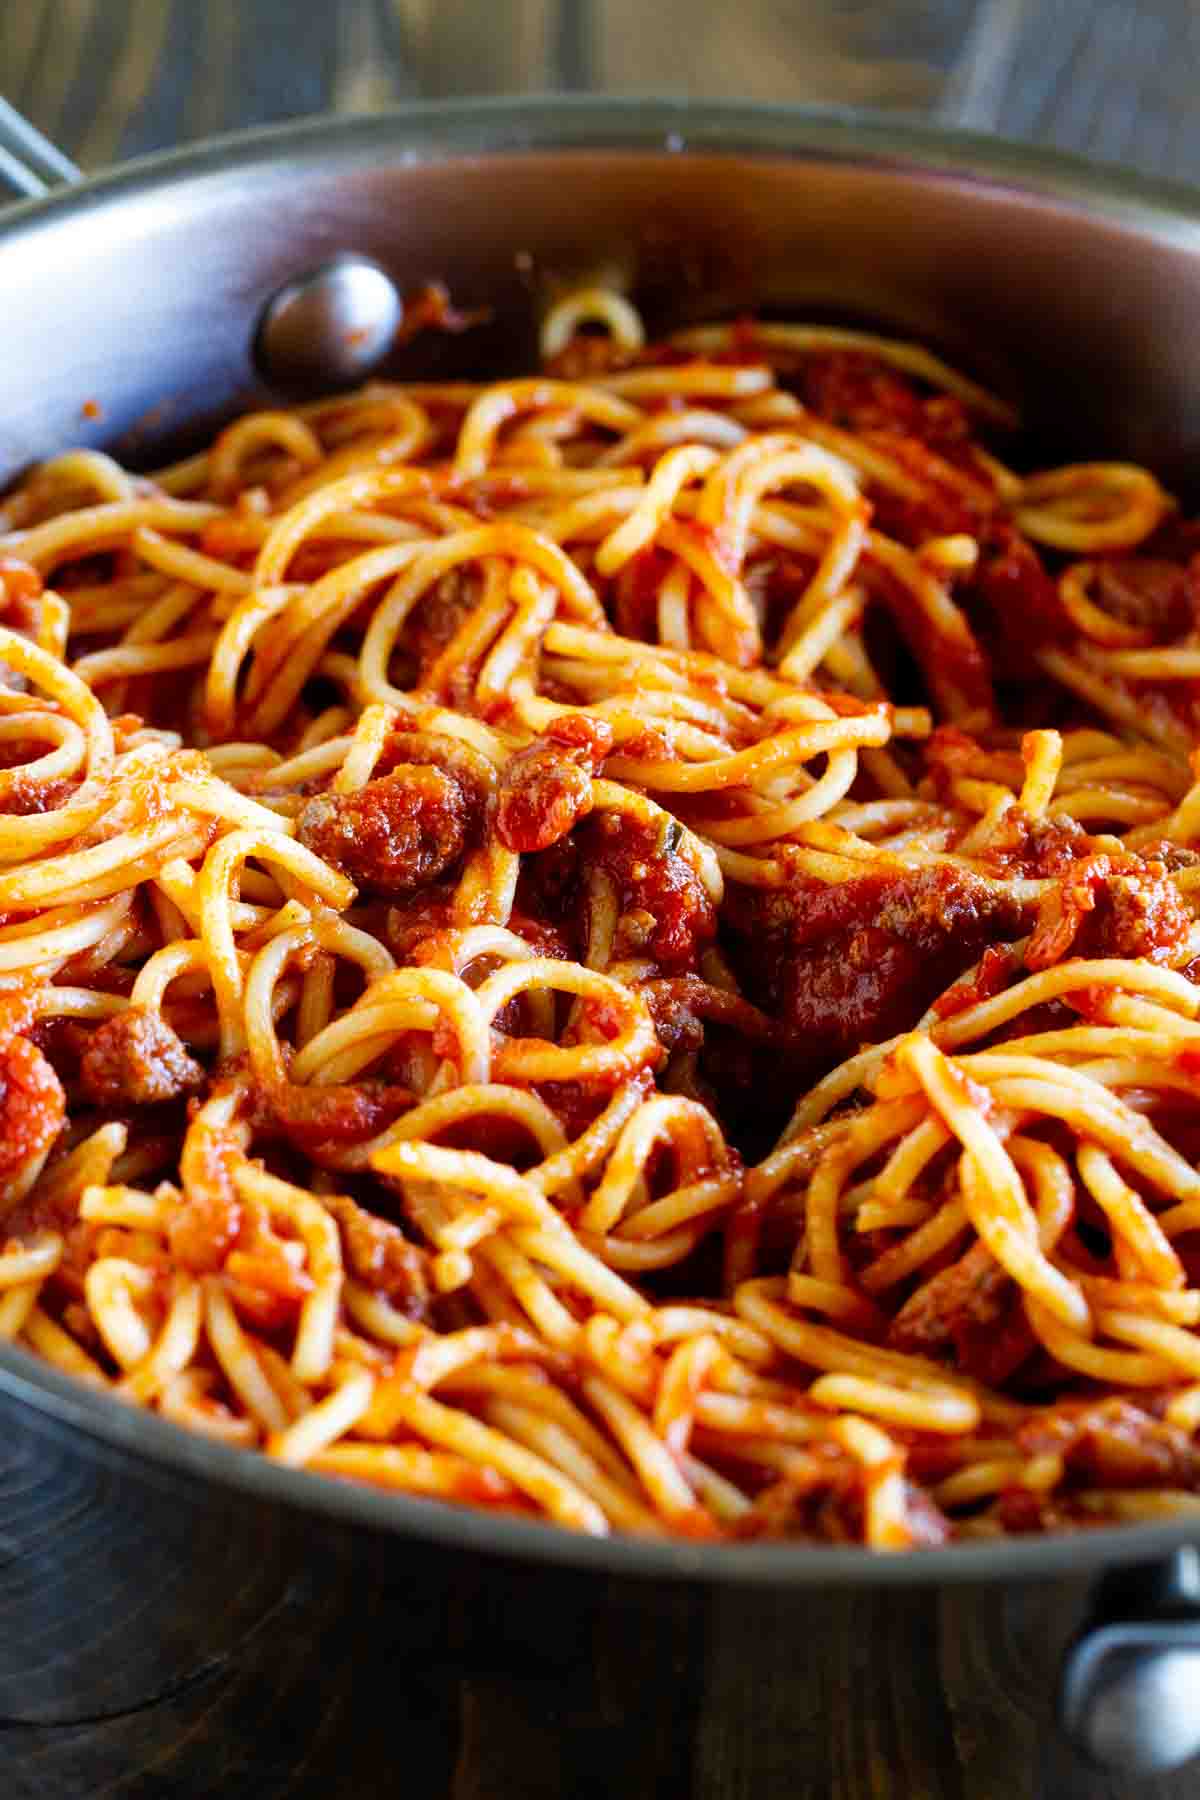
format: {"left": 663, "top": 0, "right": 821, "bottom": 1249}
{"left": 3, "top": 299, "right": 1200, "bottom": 1548}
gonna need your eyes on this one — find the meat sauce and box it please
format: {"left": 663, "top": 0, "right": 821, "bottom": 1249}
{"left": 1017, "top": 1397, "right": 1200, "bottom": 1491}
{"left": 297, "top": 732, "right": 491, "bottom": 897}
{"left": 321, "top": 1191, "right": 431, "bottom": 1315}
{"left": 725, "top": 865, "right": 1024, "bottom": 1075}
{"left": 248, "top": 1079, "right": 413, "bottom": 1161}
{"left": 79, "top": 1009, "right": 204, "bottom": 1107}
{"left": 495, "top": 714, "right": 613, "bottom": 853}
{"left": 1091, "top": 556, "right": 1200, "bottom": 639}
{"left": 408, "top": 569, "right": 482, "bottom": 691}
{"left": 0, "top": 992, "right": 65, "bottom": 1209}
{"left": 579, "top": 811, "right": 717, "bottom": 972}
{"left": 794, "top": 350, "right": 976, "bottom": 457}
{"left": 514, "top": 807, "right": 716, "bottom": 974}
{"left": 889, "top": 1241, "right": 1035, "bottom": 1387}
{"left": 1025, "top": 854, "right": 1192, "bottom": 970}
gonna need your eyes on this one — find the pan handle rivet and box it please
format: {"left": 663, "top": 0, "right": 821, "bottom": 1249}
{"left": 1062, "top": 1642, "right": 1200, "bottom": 1776}
{"left": 254, "top": 254, "right": 403, "bottom": 392}
{"left": 1059, "top": 1552, "right": 1200, "bottom": 1776}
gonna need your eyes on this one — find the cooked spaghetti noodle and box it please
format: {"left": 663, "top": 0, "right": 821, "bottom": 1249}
{"left": 4, "top": 297, "right": 1200, "bottom": 1548}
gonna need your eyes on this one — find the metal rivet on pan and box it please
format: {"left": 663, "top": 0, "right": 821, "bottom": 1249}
{"left": 254, "top": 254, "right": 403, "bottom": 392}
{"left": 1067, "top": 1645, "right": 1200, "bottom": 1777}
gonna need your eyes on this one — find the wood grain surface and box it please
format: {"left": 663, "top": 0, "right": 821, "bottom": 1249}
{"left": 0, "top": 1385, "right": 1131, "bottom": 1800}
{"left": 5, "top": 4, "right": 1200, "bottom": 1796}
{"left": 2, "top": 0, "right": 1199, "bottom": 185}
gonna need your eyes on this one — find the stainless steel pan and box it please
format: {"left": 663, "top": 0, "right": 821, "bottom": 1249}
{"left": 4, "top": 96, "right": 1200, "bottom": 1777}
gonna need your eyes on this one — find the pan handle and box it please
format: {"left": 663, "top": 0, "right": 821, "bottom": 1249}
{"left": 1058, "top": 1547, "right": 1200, "bottom": 1776}
{"left": 0, "top": 95, "right": 81, "bottom": 199}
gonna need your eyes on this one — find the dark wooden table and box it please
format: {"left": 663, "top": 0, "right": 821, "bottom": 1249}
{"left": 4, "top": 4, "right": 1200, "bottom": 1796}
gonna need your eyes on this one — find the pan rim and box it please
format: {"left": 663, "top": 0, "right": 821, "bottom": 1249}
{"left": 7, "top": 1332, "right": 1200, "bottom": 1587}
{"left": 4, "top": 93, "right": 1200, "bottom": 239}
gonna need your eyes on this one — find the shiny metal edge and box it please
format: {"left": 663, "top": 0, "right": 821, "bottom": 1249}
{"left": 4, "top": 96, "right": 1200, "bottom": 242}
{"left": 2, "top": 94, "right": 1200, "bottom": 1587}
{"left": 6, "top": 1334, "right": 1200, "bottom": 1589}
